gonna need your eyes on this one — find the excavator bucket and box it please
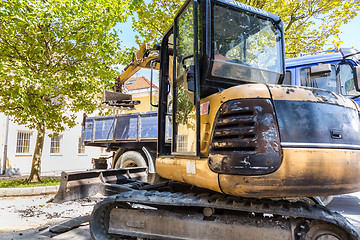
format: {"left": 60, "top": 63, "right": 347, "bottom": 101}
{"left": 50, "top": 168, "right": 147, "bottom": 203}
{"left": 102, "top": 89, "right": 140, "bottom": 108}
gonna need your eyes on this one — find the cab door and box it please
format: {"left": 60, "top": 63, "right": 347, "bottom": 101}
{"left": 172, "top": 0, "right": 201, "bottom": 156}
{"left": 157, "top": 0, "right": 201, "bottom": 157}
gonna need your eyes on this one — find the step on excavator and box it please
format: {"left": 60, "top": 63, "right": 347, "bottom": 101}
{"left": 53, "top": 0, "right": 360, "bottom": 239}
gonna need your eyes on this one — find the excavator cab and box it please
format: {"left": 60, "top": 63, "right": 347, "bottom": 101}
{"left": 158, "top": 0, "right": 284, "bottom": 156}
{"left": 156, "top": 0, "right": 360, "bottom": 198}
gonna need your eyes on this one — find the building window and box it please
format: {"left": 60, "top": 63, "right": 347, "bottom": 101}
{"left": 126, "top": 79, "right": 135, "bottom": 85}
{"left": 78, "top": 137, "right": 85, "bottom": 154}
{"left": 176, "top": 135, "right": 188, "bottom": 152}
{"left": 50, "top": 136, "right": 62, "bottom": 154}
{"left": 16, "top": 131, "right": 32, "bottom": 153}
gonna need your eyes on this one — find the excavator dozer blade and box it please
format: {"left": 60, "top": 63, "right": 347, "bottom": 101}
{"left": 50, "top": 168, "right": 147, "bottom": 203}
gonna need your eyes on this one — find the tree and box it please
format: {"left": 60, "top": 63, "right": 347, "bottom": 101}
{"left": 132, "top": 0, "right": 183, "bottom": 46}
{"left": 0, "top": 0, "right": 137, "bottom": 182}
{"left": 132, "top": 0, "right": 360, "bottom": 57}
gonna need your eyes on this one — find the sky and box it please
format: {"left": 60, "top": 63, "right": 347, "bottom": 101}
{"left": 338, "top": 14, "right": 360, "bottom": 49}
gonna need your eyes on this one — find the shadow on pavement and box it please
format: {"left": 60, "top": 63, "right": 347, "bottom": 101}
{"left": 328, "top": 195, "right": 360, "bottom": 216}
{"left": 0, "top": 223, "right": 91, "bottom": 240}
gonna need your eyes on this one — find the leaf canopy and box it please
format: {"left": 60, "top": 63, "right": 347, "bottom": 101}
{"left": 0, "top": 0, "right": 137, "bottom": 132}
{"left": 132, "top": 0, "right": 360, "bottom": 57}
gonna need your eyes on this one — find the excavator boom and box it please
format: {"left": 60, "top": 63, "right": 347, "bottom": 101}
{"left": 114, "top": 43, "right": 160, "bottom": 92}
{"left": 102, "top": 43, "right": 161, "bottom": 108}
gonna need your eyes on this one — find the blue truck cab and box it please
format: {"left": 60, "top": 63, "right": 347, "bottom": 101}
{"left": 285, "top": 48, "right": 360, "bottom": 106}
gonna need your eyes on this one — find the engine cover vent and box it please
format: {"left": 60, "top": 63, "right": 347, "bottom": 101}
{"left": 209, "top": 99, "right": 282, "bottom": 175}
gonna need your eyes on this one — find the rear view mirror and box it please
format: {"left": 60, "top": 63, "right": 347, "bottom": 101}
{"left": 310, "top": 63, "right": 331, "bottom": 77}
{"left": 354, "top": 66, "right": 360, "bottom": 91}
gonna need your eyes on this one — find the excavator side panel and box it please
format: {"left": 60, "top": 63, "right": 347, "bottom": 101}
{"left": 219, "top": 147, "right": 360, "bottom": 198}
{"left": 157, "top": 156, "right": 221, "bottom": 193}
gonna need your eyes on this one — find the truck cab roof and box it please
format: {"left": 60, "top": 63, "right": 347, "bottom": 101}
{"left": 286, "top": 48, "right": 360, "bottom": 68}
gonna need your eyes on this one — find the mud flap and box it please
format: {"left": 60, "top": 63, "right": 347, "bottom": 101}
{"left": 50, "top": 168, "right": 147, "bottom": 203}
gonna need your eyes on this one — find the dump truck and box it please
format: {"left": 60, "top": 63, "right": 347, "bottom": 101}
{"left": 82, "top": 111, "right": 164, "bottom": 174}
{"left": 80, "top": 43, "right": 166, "bottom": 173}
{"left": 53, "top": 0, "right": 360, "bottom": 239}
{"left": 285, "top": 48, "right": 360, "bottom": 106}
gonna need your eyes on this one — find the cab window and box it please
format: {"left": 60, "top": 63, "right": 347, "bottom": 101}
{"left": 300, "top": 65, "right": 337, "bottom": 92}
{"left": 339, "top": 63, "right": 359, "bottom": 96}
{"left": 283, "top": 70, "right": 291, "bottom": 85}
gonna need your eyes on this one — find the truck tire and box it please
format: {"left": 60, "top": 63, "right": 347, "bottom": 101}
{"left": 115, "top": 151, "right": 147, "bottom": 169}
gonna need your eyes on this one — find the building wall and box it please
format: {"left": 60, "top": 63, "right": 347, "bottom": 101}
{"left": 0, "top": 112, "right": 111, "bottom": 175}
{"left": 125, "top": 90, "right": 159, "bottom": 114}
{"left": 0, "top": 78, "right": 158, "bottom": 175}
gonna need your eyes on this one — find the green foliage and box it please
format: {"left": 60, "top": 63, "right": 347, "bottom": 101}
{"left": 176, "top": 84, "right": 194, "bottom": 125}
{"left": 0, "top": 0, "right": 136, "bottom": 132}
{"left": 253, "top": 0, "right": 360, "bottom": 57}
{"left": 132, "top": 0, "right": 360, "bottom": 57}
{"left": 132, "top": 0, "right": 184, "bottom": 46}
{"left": 0, "top": 178, "right": 60, "bottom": 188}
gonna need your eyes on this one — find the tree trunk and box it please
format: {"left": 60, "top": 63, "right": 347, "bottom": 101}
{"left": 27, "top": 123, "right": 45, "bottom": 183}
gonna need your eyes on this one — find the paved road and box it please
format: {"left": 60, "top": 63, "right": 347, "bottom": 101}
{"left": 1, "top": 193, "right": 360, "bottom": 240}
{"left": 328, "top": 192, "right": 360, "bottom": 232}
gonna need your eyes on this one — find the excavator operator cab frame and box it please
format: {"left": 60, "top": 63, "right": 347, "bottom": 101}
{"left": 158, "top": 0, "right": 285, "bottom": 157}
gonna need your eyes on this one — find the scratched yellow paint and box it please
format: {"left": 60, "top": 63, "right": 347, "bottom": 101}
{"left": 156, "top": 84, "right": 360, "bottom": 198}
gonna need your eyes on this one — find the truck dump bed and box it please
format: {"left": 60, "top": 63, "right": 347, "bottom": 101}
{"left": 83, "top": 111, "right": 158, "bottom": 146}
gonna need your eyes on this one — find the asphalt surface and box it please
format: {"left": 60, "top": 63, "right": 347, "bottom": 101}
{"left": 0, "top": 192, "right": 359, "bottom": 240}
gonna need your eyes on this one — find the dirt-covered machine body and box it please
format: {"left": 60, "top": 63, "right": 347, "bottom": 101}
{"left": 157, "top": 84, "right": 360, "bottom": 198}
{"left": 151, "top": 0, "right": 360, "bottom": 199}
{"left": 54, "top": 0, "right": 360, "bottom": 239}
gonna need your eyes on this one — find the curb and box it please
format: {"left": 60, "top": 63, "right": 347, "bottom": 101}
{"left": 0, "top": 185, "right": 60, "bottom": 197}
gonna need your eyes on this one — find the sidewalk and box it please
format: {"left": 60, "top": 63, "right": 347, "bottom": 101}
{"left": 0, "top": 172, "right": 61, "bottom": 197}
{"left": 0, "top": 185, "right": 60, "bottom": 197}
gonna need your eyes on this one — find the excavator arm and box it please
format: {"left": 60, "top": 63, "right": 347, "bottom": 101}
{"left": 114, "top": 43, "right": 160, "bottom": 92}
{"left": 102, "top": 43, "right": 160, "bottom": 108}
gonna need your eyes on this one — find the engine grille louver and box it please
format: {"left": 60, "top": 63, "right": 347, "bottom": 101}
{"left": 208, "top": 99, "right": 282, "bottom": 175}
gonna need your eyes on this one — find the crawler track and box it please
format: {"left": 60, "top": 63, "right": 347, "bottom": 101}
{"left": 90, "top": 189, "right": 359, "bottom": 240}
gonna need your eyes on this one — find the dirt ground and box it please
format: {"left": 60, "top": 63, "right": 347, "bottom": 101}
{"left": 0, "top": 194, "right": 99, "bottom": 233}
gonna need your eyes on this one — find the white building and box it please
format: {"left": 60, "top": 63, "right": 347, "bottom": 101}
{"left": 0, "top": 112, "right": 110, "bottom": 175}
{"left": 0, "top": 75, "right": 158, "bottom": 175}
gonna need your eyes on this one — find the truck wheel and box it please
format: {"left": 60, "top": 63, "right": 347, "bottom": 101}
{"left": 115, "top": 151, "right": 147, "bottom": 169}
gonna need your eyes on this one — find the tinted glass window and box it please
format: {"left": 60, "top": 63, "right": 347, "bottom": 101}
{"left": 339, "top": 64, "right": 359, "bottom": 96}
{"left": 283, "top": 71, "right": 291, "bottom": 85}
{"left": 300, "top": 66, "right": 337, "bottom": 92}
{"left": 212, "top": 4, "right": 282, "bottom": 84}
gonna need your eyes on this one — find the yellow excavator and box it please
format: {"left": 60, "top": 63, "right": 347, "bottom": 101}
{"left": 53, "top": 0, "right": 360, "bottom": 239}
